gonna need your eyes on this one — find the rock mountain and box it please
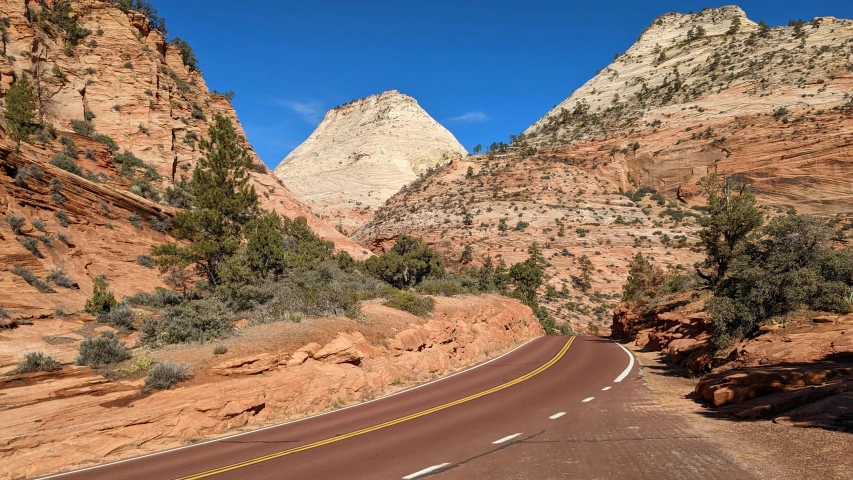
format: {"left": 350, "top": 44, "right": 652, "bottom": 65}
{"left": 274, "top": 90, "right": 467, "bottom": 232}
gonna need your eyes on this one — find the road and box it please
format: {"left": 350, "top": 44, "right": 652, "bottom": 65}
{"left": 45, "top": 336, "right": 754, "bottom": 480}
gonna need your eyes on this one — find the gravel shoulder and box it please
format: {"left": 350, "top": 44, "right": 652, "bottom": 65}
{"left": 629, "top": 343, "right": 853, "bottom": 480}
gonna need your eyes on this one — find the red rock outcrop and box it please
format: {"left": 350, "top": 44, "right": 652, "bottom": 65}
{"left": 0, "top": 294, "right": 542, "bottom": 479}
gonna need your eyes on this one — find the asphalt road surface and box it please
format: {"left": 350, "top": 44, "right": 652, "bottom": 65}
{"left": 45, "top": 336, "right": 754, "bottom": 480}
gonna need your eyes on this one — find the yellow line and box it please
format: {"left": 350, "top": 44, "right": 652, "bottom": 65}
{"left": 179, "top": 336, "right": 575, "bottom": 479}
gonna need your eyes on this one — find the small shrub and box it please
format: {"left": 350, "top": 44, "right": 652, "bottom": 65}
{"left": 149, "top": 215, "right": 171, "bottom": 232}
{"left": 47, "top": 268, "right": 78, "bottom": 289}
{"left": 50, "top": 177, "right": 63, "bottom": 193}
{"left": 142, "top": 362, "right": 190, "bottom": 393}
{"left": 382, "top": 287, "right": 435, "bottom": 316}
{"left": 21, "top": 237, "right": 44, "bottom": 258}
{"left": 142, "top": 298, "right": 233, "bottom": 345}
{"left": 51, "top": 192, "right": 66, "bottom": 204}
{"left": 50, "top": 154, "right": 82, "bottom": 175}
{"left": 70, "top": 119, "right": 94, "bottom": 137}
{"left": 191, "top": 104, "right": 206, "bottom": 121}
{"left": 85, "top": 147, "right": 95, "bottom": 160}
{"left": 128, "top": 213, "right": 143, "bottom": 229}
{"left": 84, "top": 276, "right": 117, "bottom": 315}
{"left": 5, "top": 214, "right": 25, "bottom": 234}
{"left": 123, "top": 61, "right": 133, "bottom": 69}
{"left": 97, "top": 303, "right": 135, "bottom": 329}
{"left": 76, "top": 332, "right": 131, "bottom": 367}
{"left": 32, "top": 219, "right": 46, "bottom": 232}
{"left": 93, "top": 133, "right": 119, "bottom": 153}
{"left": 125, "top": 288, "right": 183, "bottom": 308}
{"left": 136, "top": 254, "right": 154, "bottom": 268}
{"left": 12, "top": 267, "right": 55, "bottom": 293}
{"left": 17, "top": 352, "right": 62, "bottom": 373}
{"left": 56, "top": 232, "right": 71, "bottom": 246}
{"left": 213, "top": 345, "right": 228, "bottom": 355}
{"left": 39, "top": 235, "right": 53, "bottom": 247}
{"left": 55, "top": 209, "right": 69, "bottom": 227}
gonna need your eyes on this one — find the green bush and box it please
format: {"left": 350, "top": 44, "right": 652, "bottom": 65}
{"left": 382, "top": 287, "right": 435, "bottom": 316}
{"left": 128, "top": 213, "right": 143, "bottom": 229}
{"left": 70, "top": 119, "right": 94, "bottom": 137}
{"left": 84, "top": 276, "right": 117, "bottom": 315}
{"left": 55, "top": 209, "right": 69, "bottom": 227}
{"left": 5, "top": 214, "right": 25, "bottom": 234}
{"left": 12, "top": 267, "right": 55, "bottom": 293}
{"left": 415, "top": 276, "right": 478, "bottom": 296}
{"left": 76, "top": 332, "right": 131, "bottom": 367}
{"left": 142, "top": 298, "right": 233, "bottom": 345}
{"left": 50, "top": 153, "right": 82, "bottom": 175}
{"left": 32, "top": 219, "right": 46, "bottom": 232}
{"left": 93, "top": 133, "right": 119, "bottom": 152}
{"left": 143, "top": 362, "right": 190, "bottom": 393}
{"left": 126, "top": 287, "right": 183, "bottom": 309}
{"left": 17, "top": 352, "right": 62, "bottom": 373}
{"left": 364, "top": 235, "right": 445, "bottom": 289}
{"left": 137, "top": 254, "right": 154, "bottom": 268}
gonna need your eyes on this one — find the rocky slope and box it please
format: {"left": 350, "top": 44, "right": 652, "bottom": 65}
{"left": 274, "top": 90, "right": 467, "bottom": 232}
{"left": 524, "top": 7, "right": 853, "bottom": 214}
{"left": 355, "top": 152, "right": 705, "bottom": 333}
{"left": 0, "top": 295, "right": 542, "bottom": 478}
{"left": 0, "top": 0, "right": 362, "bottom": 256}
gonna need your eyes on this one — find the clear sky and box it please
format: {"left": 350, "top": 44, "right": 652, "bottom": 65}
{"left": 155, "top": 1, "right": 853, "bottom": 168}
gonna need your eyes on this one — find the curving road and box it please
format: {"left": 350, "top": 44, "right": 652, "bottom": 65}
{"left": 44, "top": 336, "right": 754, "bottom": 480}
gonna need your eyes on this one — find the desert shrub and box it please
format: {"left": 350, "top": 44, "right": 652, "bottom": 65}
{"left": 621, "top": 252, "right": 664, "bottom": 304}
{"left": 5, "top": 214, "right": 25, "bottom": 234}
{"left": 93, "top": 133, "right": 118, "bottom": 152}
{"left": 56, "top": 232, "right": 71, "bottom": 246}
{"left": 59, "top": 135, "right": 76, "bottom": 155}
{"left": 47, "top": 268, "right": 78, "bottom": 289}
{"left": 136, "top": 254, "right": 154, "bottom": 268}
{"left": 213, "top": 345, "right": 227, "bottom": 355}
{"left": 97, "top": 303, "right": 135, "bottom": 329}
{"left": 84, "top": 275, "right": 117, "bottom": 315}
{"left": 55, "top": 209, "right": 69, "bottom": 227}
{"left": 163, "top": 179, "right": 193, "bottom": 209}
{"left": 76, "top": 332, "right": 131, "bottom": 367}
{"left": 32, "top": 219, "right": 46, "bottom": 231}
{"left": 149, "top": 215, "right": 171, "bottom": 232}
{"left": 142, "top": 298, "right": 232, "bottom": 345}
{"left": 11, "top": 267, "right": 55, "bottom": 293}
{"left": 364, "top": 235, "right": 445, "bottom": 289}
{"left": 234, "top": 263, "right": 384, "bottom": 320}
{"left": 85, "top": 147, "right": 95, "bottom": 160}
{"left": 128, "top": 213, "right": 143, "bottom": 229}
{"left": 70, "top": 119, "right": 94, "bottom": 137}
{"left": 191, "top": 104, "right": 206, "bottom": 120}
{"left": 17, "top": 352, "right": 61, "bottom": 373}
{"left": 382, "top": 287, "right": 435, "bottom": 316}
{"left": 21, "top": 237, "right": 43, "bottom": 258}
{"left": 126, "top": 287, "right": 183, "bottom": 308}
{"left": 415, "top": 276, "right": 478, "bottom": 296}
{"left": 142, "top": 362, "right": 190, "bottom": 393}
{"left": 39, "top": 235, "right": 53, "bottom": 247}
{"left": 50, "top": 153, "right": 82, "bottom": 175}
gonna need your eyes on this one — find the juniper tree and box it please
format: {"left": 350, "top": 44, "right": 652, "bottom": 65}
{"left": 152, "top": 115, "right": 258, "bottom": 287}
{"left": 4, "top": 73, "right": 37, "bottom": 152}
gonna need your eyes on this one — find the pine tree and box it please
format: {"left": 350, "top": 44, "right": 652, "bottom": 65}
{"left": 152, "top": 115, "right": 259, "bottom": 286}
{"left": 4, "top": 73, "right": 37, "bottom": 152}
{"left": 578, "top": 255, "right": 594, "bottom": 292}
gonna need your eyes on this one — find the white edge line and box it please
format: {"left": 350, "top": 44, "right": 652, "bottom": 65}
{"left": 582, "top": 397, "right": 595, "bottom": 403}
{"left": 492, "top": 433, "right": 522, "bottom": 444}
{"left": 38, "top": 336, "right": 543, "bottom": 479}
{"left": 402, "top": 463, "right": 451, "bottom": 479}
{"left": 602, "top": 386, "right": 612, "bottom": 391}
{"left": 610, "top": 337, "right": 635, "bottom": 383}
{"left": 549, "top": 412, "right": 566, "bottom": 419}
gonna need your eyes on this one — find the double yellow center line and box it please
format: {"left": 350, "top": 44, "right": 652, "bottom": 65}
{"left": 180, "top": 336, "right": 575, "bottom": 479}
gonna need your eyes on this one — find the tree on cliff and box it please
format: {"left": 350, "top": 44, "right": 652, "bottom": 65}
{"left": 152, "top": 115, "right": 258, "bottom": 287}
{"left": 3, "top": 73, "right": 37, "bottom": 152}
{"left": 171, "top": 37, "right": 198, "bottom": 71}
{"left": 364, "top": 235, "right": 445, "bottom": 289}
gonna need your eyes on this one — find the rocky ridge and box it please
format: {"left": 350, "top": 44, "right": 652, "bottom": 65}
{"left": 274, "top": 90, "right": 467, "bottom": 232}
{"left": 523, "top": 6, "right": 853, "bottom": 213}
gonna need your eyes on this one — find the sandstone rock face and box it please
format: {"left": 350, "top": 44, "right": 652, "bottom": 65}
{"left": 274, "top": 90, "right": 467, "bottom": 231}
{"left": 524, "top": 7, "right": 853, "bottom": 213}
{"left": 0, "top": 0, "right": 363, "bottom": 257}
{"left": 0, "top": 295, "right": 542, "bottom": 479}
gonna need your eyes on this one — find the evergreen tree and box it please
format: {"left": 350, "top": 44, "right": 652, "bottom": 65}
{"left": 84, "top": 276, "right": 117, "bottom": 315}
{"left": 577, "top": 254, "right": 594, "bottom": 292}
{"left": 152, "top": 115, "right": 258, "bottom": 286}
{"left": 4, "top": 73, "right": 37, "bottom": 152}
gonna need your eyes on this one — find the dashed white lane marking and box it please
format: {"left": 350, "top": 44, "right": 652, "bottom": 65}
{"left": 602, "top": 386, "right": 612, "bottom": 391}
{"left": 612, "top": 340, "right": 636, "bottom": 383}
{"left": 403, "top": 463, "right": 451, "bottom": 479}
{"left": 549, "top": 412, "right": 566, "bottom": 419}
{"left": 582, "top": 397, "right": 595, "bottom": 403}
{"left": 492, "top": 433, "right": 523, "bottom": 444}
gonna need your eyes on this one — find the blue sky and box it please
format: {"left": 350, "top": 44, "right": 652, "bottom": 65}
{"left": 156, "top": 1, "right": 853, "bottom": 168}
